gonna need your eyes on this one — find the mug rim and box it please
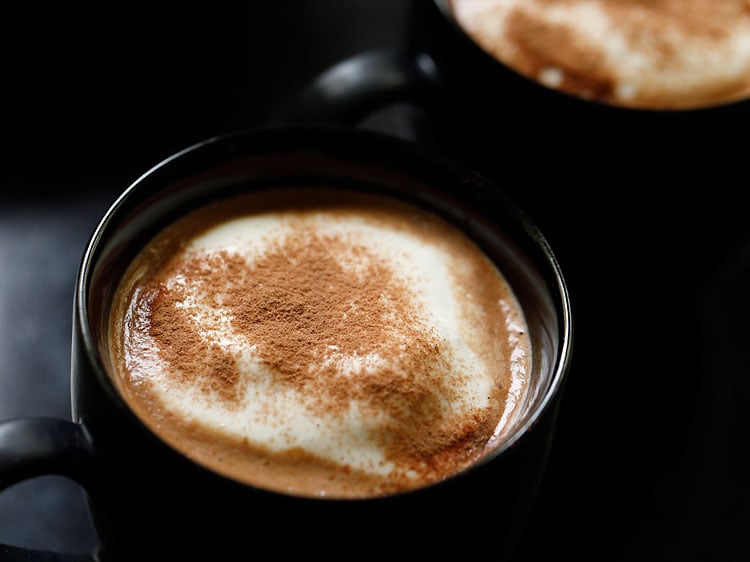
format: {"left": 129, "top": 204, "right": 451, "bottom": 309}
{"left": 74, "top": 124, "right": 574, "bottom": 495}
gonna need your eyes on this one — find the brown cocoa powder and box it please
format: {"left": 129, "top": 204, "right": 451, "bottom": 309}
{"left": 111, "top": 187, "right": 527, "bottom": 496}
{"left": 506, "top": 0, "right": 742, "bottom": 89}
{"left": 450, "top": 0, "right": 750, "bottom": 108}
{"left": 142, "top": 202, "right": 501, "bottom": 480}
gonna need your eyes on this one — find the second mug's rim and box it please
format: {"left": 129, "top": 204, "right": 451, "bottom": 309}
{"left": 74, "top": 123, "right": 574, "bottom": 497}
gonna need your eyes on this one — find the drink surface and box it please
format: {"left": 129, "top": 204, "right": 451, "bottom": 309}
{"left": 449, "top": 0, "right": 750, "bottom": 110}
{"left": 107, "top": 187, "right": 531, "bottom": 498}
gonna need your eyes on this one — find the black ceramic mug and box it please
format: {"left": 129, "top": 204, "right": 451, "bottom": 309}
{"left": 0, "top": 125, "right": 572, "bottom": 561}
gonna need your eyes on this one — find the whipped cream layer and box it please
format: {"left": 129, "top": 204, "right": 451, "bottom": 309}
{"left": 450, "top": 0, "right": 750, "bottom": 110}
{"left": 109, "top": 188, "right": 531, "bottom": 497}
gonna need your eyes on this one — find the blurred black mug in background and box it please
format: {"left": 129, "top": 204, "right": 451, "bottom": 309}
{"left": 287, "top": 0, "right": 750, "bottom": 239}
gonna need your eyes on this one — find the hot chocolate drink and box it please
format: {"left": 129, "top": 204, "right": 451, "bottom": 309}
{"left": 106, "top": 186, "right": 532, "bottom": 499}
{"left": 448, "top": 0, "right": 750, "bottom": 110}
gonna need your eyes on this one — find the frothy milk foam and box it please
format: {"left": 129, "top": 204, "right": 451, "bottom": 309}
{"left": 449, "top": 0, "right": 750, "bottom": 110}
{"left": 107, "top": 187, "right": 531, "bottom": 498}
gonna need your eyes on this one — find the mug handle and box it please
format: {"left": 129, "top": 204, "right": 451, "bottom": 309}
{"left": 0, "top": 417, "right": 97, "bottom": 562}
{"left": 284, "top": 47, "right": 439, "bottom": 125}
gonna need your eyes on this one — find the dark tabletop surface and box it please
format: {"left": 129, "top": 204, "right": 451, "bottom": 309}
{"left": 1, "top": 2, "right": 749, "bottom": 560}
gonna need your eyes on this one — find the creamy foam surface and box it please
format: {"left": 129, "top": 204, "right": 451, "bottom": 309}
{"left": 108, "top": 187, "right": 531, "bottom": 498}
{"left": 449, "top": 0, "right": 750, "bottom": 110}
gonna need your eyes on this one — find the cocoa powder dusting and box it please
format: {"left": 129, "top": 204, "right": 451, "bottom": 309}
{"left": 139, "top": 207, "right": 501, "bottom": 483}
{"left": 451, "top": 0, "right": 750, "bottom": 108}
{"left": 506, "top": 0, "right": 739, "bottom": 97}
{"left": 531, "top": 0, "right": 739, "bottom": 39}
{"left": 507, "top": 9, "right": 614, "bottom": 101}
{"left": 149, "top": 253, "right": 247, "bottom": 404}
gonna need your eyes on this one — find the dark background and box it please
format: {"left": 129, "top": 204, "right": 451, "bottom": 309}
{"left": 1, "top": 1, "right": 748, "bottom": 560}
